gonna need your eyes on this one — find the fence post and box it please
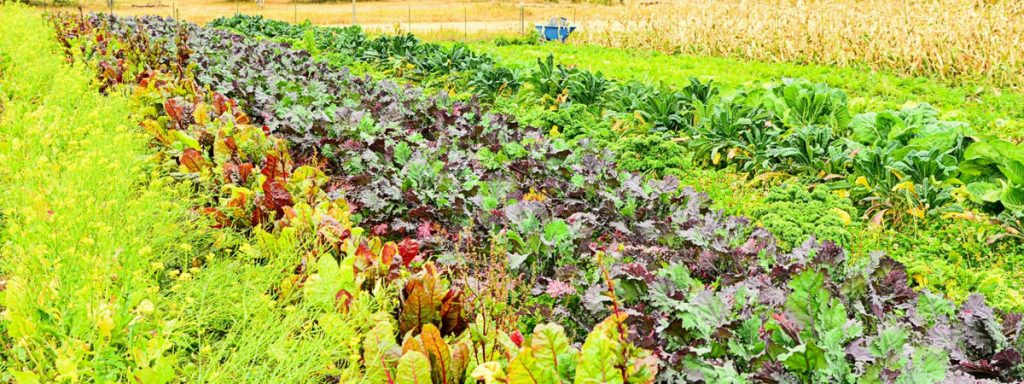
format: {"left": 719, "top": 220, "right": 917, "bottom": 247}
{"left": 293, "top": 0, "right": 297, "bottom": 23}
{"left": 464, "top": 4, "right": 468, "bottom": 39}
{"left": 520, "top": 4, "right": 524, "bottom": 34}
{"left": 351, "top": 0, "right": 356, "bottom": 25}
{"left": 407, "top": 5, "right": 411, "bottom": 33}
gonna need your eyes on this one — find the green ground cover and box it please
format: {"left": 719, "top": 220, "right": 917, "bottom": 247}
{"left": 0, "top": 7, "right": 396, "bottom": 382}
{"left": 467, "top": 42, "right": 1024, "bottom": 140}
{"left": 0, "top": 7, "right": 203, "bottom": 380}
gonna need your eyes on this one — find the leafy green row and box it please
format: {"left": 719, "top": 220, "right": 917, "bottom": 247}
{"left": 208, "top": 15, "right": 1023, "bottom": 234}
{"left": 210, "top": 14, "right": 1024, "bottom": 313}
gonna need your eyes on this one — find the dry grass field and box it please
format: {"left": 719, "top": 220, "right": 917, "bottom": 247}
{"left": 52, "top": 0, "right": 610, "bottom": 27}
{"left": 46, "top": 0, "right": 1024, "bottom": 87}
{"left": 574, "top": 0, "right": 1024, "bottom": 88}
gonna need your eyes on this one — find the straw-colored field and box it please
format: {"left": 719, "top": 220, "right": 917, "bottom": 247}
{"left": 51, "top": 0, "right": 1024, "bottom": 88}
{"left": 573, "top": 0, "right": 1024, "bottom": 88}
{"left": 51, "top": 0, "right": 609, "bottom": 27}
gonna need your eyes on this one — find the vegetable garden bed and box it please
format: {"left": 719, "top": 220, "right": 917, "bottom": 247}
{"left": 3, "top": 6, "right": 1024, "bottom": 383}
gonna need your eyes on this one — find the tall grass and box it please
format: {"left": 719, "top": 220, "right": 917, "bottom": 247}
{"left": 575, "top": 0, "right": 1024, "bottom": 88}
{"left": 0, "top": 5, "right": 394, "bottom": 382}
{"left": 0, "top": 4, "right": 202, "bottom": 381}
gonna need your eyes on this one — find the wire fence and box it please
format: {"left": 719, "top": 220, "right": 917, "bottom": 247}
{"left": 51, "top": 0, "right": 606, "bottom": 39}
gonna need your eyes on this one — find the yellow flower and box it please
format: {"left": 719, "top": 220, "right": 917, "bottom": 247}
{"left": 549, "top": 125, "right": 561, "bottom": 137}
{"left": 833, "top": 189, "right": 849, "bottom": 199}
{"left": 907, "top": 207, "right": 925, "bottom": 219}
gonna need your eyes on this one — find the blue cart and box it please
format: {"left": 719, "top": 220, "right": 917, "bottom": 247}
{"left": 535, "top": 17, "right": 576, "bottom": 42}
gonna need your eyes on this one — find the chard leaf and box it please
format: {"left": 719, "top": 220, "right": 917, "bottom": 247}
{"left": 396, "top": 351, "right": 433, "bottom": 384}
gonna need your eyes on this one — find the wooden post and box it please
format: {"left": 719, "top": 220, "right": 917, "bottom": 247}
{"left": 351, "top": 0, "right": 356, "bottom": 25}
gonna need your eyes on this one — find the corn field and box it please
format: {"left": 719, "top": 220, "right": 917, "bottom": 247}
{"left": 577, "top": 0, "right": 1024, "bottom": 88}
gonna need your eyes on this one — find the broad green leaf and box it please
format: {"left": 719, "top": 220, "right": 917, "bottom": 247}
{"left": 396, "top": 351, "right": 433, "bottom": 384}
{"left": 506, "top": 346, "right": 542, "bottom": 384}
{"left": 574, "top": 330, "right": 622, "bottom": 384}
{"left": 173, "top": 130, "right": 201, "bottom": 150}
{"left": 779, "top": 342, "right": 826, "bottom": 375}
{"left": 543, "top": 219, "right": 571, "bottom": 244}
{"left": 575, "top": 314, "right": 629, "bottom": 384}
{"left": 394, "top": 141, "right": 412, "bottom": 165}
{"left": 363, "top": 320, "right": 400, "bottom": 383}
{"left": 869, "top": 327, "right": 908, "bottom": 358}
{"left": 966, "top": 181, "right": 1003, "bottom": 203}
{"left": 530, "top": 323, "right": 576, "bottom": 383}
{"left": 1001, "top": 183, "right": 1024, "bottom": 211}
{"left": 10, "top": 371, "right": 40, "bottom": 384}
{"left": 998, "top": 160, "right": 1024, "bottom": 186}
{"left": 964, "top": 139, "right": 1021, "bottom": 163}
{"left": 898, "top": 347, "right": 948, "bottom": 384}
{"left": 786, "top": 270, "right": 827, "bottom": 327}
{"left": 915, "top": 291, "right": 954, "bottom": 327}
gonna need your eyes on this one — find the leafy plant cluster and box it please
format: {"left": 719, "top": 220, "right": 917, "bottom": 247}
{"left": 207, "top": 14, "right": 1024, "bottom": 313}
{"left": 751, "top": 183, "right": 857, "bottom": 250}
{"left": 207, "top": 14, "right": 1024, "bottom": 233}
{"left": 83, "top": 13, "right": 744, "bottom": 288}
{"left": 52, "top": 12, "right": 1024, "bottom": 383}
{"left": 604, "top": 219, "right": 1024, "bottom": 382}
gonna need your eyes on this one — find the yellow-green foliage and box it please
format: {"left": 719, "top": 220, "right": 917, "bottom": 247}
{"left": 752, "top": 184, "right": 857, "bottom": 251}
{"left": 0, "top": 5, "right": 200, "bottom": 381}
{"left": 852, "top": 219, "right": 1024, "bottom": 313}
{"left": 0, "top": 6, "right": 396, "bottom": 382}
{"left": 169, "top": 228, "right": 398, "bottom": 383}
